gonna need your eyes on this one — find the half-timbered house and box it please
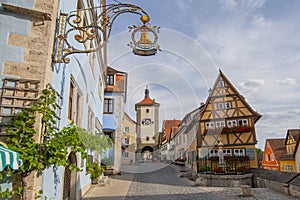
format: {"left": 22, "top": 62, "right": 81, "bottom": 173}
{"left": 198, "top": 70, "right": 261, "bottom": 173}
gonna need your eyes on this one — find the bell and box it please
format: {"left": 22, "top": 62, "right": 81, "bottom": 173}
{"left": 136, "top": 31, "right": 153, "bottom": 48}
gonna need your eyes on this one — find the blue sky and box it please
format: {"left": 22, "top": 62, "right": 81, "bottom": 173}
{"left": 106, "top": 0, "right": 300, "bottom": 149}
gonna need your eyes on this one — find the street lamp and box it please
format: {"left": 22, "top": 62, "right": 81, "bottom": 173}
{"left": 53, "top": 2, "right": 160, "bottom": 63}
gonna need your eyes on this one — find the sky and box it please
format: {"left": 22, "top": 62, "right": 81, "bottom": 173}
{"left": 106, "top": 0, "right": 300, "bottom": 149}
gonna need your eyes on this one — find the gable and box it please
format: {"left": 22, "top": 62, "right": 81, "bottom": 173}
{"left": 200, "top": 70, "right": 261, "bottom": 122}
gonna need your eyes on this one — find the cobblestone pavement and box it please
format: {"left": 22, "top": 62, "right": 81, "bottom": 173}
{"left": 82, "top": 163, "right": 298, "bottom": 200}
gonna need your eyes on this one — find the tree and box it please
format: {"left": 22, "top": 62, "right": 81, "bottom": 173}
{"left": 256, "top": 148, "right": 263, "bottom": 154}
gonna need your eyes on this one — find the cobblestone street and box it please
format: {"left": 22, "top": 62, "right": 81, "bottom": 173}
{"left": 82, "top": 163, "right": 298, "bottom": 200}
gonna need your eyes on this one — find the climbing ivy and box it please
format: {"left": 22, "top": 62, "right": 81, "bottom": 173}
{"left": 0, "top": 88, "right": 111, "bottom": 199}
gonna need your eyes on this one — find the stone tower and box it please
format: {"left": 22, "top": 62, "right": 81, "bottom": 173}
{"left": 135, "top": 87, "right": 160, "bottom": 161}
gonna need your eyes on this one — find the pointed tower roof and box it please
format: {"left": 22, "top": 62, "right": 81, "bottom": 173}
{"left": 135, "top": 87, "right": 160, "bottom": 109}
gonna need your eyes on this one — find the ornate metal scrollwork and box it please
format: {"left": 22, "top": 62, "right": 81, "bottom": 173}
{"left": 53, "top": 2, "right": 159, "bottom": 63}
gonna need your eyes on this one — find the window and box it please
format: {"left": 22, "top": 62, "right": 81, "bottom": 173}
{"left": 123, "top": 151, "right": 129, "bottom": 158}
{"left": 216, "top": 121, "right": 225, "bottom": 129}
{"left": 146, "top": 109, "right": 149, "bottom": 113}
{"left": 225, "top": 102, "right": 231, "bottom": 109}
{"left": 265, "top": 154, "right": 269, "bottom": 161}
{"left": 270, "top": 154, "right": 274, "bottom": 161}
{"left": 87, "top": 107, "right": 94, "bottom": 133}
{"left": 223, "top": 149, "right": 232, "bottom": 156}
{"left": 125, "top": 127, "right": 129, "bottom": 133}
{"left": 227, "top": 120, "right": 237, "bottom": 128}
{"left": 217, "top": 103, "right": 224, "bottom": 109}
{"left": 107, "top": 75, "right": 114, "bottom": 85}
{"left": 68, "top": 78, "right": 82, "bottom": 125}
{"left": 238, "top": 119, "right": 248, "bottom": 126}
{"left": 124, "top": 138, "right": 130, "bottom": 145}
{"left": 209, "top": 149, "right": 218, "bottom": 157}
{"left": 219, "top": 80, "right": 224, "bottom": 88}
{"left": 146, "top": 136, "right": 149, "bottom": 141}
{"left": 104, "top": 98, "right": 114, "bottom": 113}
{"left": 234, "top": 149, "right": 245, "bottom": 156}
{"left": 205, "top": 122, "right": 215, "bottom": 129}
{"left": 286, "top": 165, "right": 293, "bottom": 172}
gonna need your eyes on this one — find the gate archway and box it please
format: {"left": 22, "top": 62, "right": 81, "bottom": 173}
{"left": 141, "top": 146, "right": 153, "bottom": 161}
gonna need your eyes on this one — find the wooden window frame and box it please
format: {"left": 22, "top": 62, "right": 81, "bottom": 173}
{"left": 104, "top": 98, "right": 114, "bottom": 114}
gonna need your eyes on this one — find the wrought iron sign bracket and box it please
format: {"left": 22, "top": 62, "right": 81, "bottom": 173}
{"left": 53, "top": 2, "right": 160, "bottom": 63}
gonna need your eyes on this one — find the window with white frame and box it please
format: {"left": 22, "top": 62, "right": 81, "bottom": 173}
{"left": 217, "top": 103, "right": 224, "bottom": 109}
{"left": 270, "top": 154, "right": 274, "bottom": 161}
{"left": 238, "top": 119, "right": 248, "bottom": 126}
{"left": 209, "top": 149, "right": 219, "bottom": 157}
{"left": 218, "top": 80, "right": 224, "bottom": 88}
{"left": 125, "top": 127, "right": 129, "bottom": 133}
{"left": 265, "top": 154, "right": 269, "bottom": 161}
{"left": 227, "top": 120, "right": 237, "bottom": 128}
{"left": 205, "top": 122, "right": 215, "bottom": 129}
{"left": 286, "top": 164, "right": 293, "bottom": 172}
{"left": 124, "top": 137, "right": 130, "bottom": 145}
{"left": 225, "top": 102, "right": 231, "bottom": 109}
{"left": 234, "top": 149, "right": 245, "bottom": 156}
{"left": 124, "top": 151, "right": 129, "bottom": 158}
{"left": 216, "top": 121, "right": 225, "bottom": 129}
{"left": 222, "top": 149, "right": 232, "bottom": 156}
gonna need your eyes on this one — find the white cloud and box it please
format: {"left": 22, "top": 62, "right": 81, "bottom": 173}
{"left": 238, "top": 78, "right": 264, "bottom": 92}
{"left": 243, "top": 0, "right": 268, "bottom": 8}
{"left": 276, "top": 77, "right": 296, "bottom": 85}
{"left": 251, "top": 14, "right": 271, "bottom": 27}
{"left": 218, "top": 0, "right": 238, "bottom": 10}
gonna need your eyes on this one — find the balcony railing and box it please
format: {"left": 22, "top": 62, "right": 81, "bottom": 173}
{"left": 198, "top": 156, "right": 250, "bottom": 175}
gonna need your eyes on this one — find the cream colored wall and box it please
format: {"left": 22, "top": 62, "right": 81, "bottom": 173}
{"left": 138, "top": 105, "right": 158, "bottom": 144}
{"left": 295, "top": 146, "right": 300, "bottom": 172}
{"left": 122, "top": 114, "right": 136, "bottom": 164}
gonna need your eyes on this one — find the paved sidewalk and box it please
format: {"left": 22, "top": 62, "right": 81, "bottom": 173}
{"left": 82, "top": 163, "right": 298, "bottom": 200}
{"left": 81, "top": 173, "right": 135, "bottom": 200}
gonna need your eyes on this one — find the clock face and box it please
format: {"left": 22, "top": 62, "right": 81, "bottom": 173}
{"left": 144, "top": 118, "right": 152, "bottom": 125}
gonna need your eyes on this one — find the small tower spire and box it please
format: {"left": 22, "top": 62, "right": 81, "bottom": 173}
{"left": 145, "top": 85, "right": 149, "bottom": 98}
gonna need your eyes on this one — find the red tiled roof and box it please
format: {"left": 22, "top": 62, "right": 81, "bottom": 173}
{"left": 163, "top": 120, "right": 181, "bottom": 142}
{"left": 135, "top": 96, "right": 159, "bottom": 106}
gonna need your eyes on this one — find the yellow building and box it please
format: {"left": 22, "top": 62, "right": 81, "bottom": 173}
{"left": 278, "top": 129, "right": 300, "bottom": 172}
{"left": 198, "top": 70, "right": 261, "bottom": 172}
{"left": 122, "top": 113, "right": 137, "bottom": 164}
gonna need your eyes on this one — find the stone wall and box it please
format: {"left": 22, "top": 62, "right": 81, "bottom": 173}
{"left": 194, "top": 169, "right": 300, "bottom": 199}
{"left": 252, "top": 168, "right": 300, "bottom": 198}
{"left": 195, "top": 174, "right": 253, "bottom": 187}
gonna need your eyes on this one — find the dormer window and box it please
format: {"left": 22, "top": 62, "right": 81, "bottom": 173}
{"left": 107, "top": 74, "right": 114, "bottom": 85}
